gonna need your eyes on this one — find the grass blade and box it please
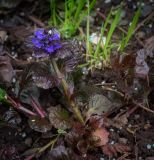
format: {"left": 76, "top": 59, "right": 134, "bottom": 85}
{"left": 120, "top": 6, "right": 141, "bottom": 52}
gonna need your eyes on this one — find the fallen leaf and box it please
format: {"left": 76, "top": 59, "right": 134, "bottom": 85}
{"left": 92, "top": 127, "right": 109, "bottom": 146}
{"left": 0, "top": 55, "right": 14, "bottom": 83}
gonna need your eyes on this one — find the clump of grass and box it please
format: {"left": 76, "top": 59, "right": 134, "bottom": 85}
{"left": 49, "top": 0, "right": 96, "bottom": 38}
{"left": 86, "top": 7, "right": 122, "bottom": 69}
{"left": 85, "top": 5, "right": 141, "bottom": 69}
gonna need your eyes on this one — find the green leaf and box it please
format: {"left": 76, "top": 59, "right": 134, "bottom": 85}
{"left": 0, "top": 88, "right": 6, "bottom": 101}
{"left": 58, "top": 128, "right": 67, "bottom": 134}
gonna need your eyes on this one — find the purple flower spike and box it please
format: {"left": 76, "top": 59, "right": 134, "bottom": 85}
{"left": 31, "top": 28, "right": 62, "bottom": 58}
{"left": 34, "top": 29, "right": 45, "bottom": 40}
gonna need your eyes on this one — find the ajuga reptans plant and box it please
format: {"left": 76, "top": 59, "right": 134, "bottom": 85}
{"left": 28, "top": 28, "right": 84, "bottom": 124}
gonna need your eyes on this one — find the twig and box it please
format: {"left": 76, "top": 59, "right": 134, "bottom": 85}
{"left": 100, "top": 85, "right": 154, "bottom": 114}
{"left": 27, "top": 15, "right": 45, "bottom": 28}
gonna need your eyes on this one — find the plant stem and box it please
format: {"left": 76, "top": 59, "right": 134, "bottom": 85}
{"left": 51, "top": 58, "right": 84, "bottom": 124}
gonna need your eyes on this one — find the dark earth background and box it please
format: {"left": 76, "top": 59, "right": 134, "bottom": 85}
{"left": 0, "top": 0, "right": 154, "bottom": 160}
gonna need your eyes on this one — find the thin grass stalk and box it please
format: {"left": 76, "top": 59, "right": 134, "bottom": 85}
{"left": 94, "top": 8, "right": 112, "bottom": 60}
{"left": 103, "top": 8, "right": 121, "bottom": 60}
{"left": 120, "top": 6, "right": 141, "bottom": 52}
{"left": 86, "top": 0, "right": 90, "bottom": 61}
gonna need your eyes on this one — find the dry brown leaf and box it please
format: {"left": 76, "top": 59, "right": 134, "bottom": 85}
{"left": 112, "top": 113, "right": 128, "bottom": 128}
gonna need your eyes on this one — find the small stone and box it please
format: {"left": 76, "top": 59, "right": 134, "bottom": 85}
{"left": 48, "top": 30, "right": 52, "bottom": 34}
{"left": 147, "top": 144, "right": 152, "bottom": 149}
{"left": 21, "top": 132, "right": 26, "bottom": 138}
{"left": 110, "top": 141, "right": 115, "bottom": 145}
{"left": 20, "top": 12, "right": 25, "bottom": 16}
{"left": 110, "top": 128, "right": 114, "bottom": 132}
{"left": 148, "top": 24, "right": 152, "bottom": 28}
{"left": 133, "top": 5, "right": 137, "bottom": 9}
{"left": 105, "top": 0, "right": 111, "bottom": 3}
{"left": 141, "top": 2, "right": 145, "bottom": 7}
{"left": 0, "top": 19, "right": 4, "bottom": 23}
{"left": 12, "top": 78, "right": 16, "bottom": 83}
{"left": 82, "top": 67, "right": 88, "bottom": 75}
{"left": 134, "top": 87, "right": 138, "bottom": 91}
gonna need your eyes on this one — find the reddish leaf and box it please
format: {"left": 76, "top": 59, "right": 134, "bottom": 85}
{"left": 92, "top": 127, "right": 109, "bottom": 146}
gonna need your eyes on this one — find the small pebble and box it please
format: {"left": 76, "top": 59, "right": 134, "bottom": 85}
{"left": 128, "top": 124, "right": 132, "bottom": 128}
{"left": 105, "top": 0, "right": 111, "bottom": 3}
{"left": 82, "top": 67, "right": 88, "bottom": 75}
{"left": 20, "top": 12, "right": 25, "bottom": 16}
{"left": 0, "top": 19, "right": 4, "bottom": 23}
{"left": 27, "top": 56, "right": 33, "bottom": 61}
{"left": 148, "top": 24, "right": 152, "bottom": 28}
{"left": 110, "top": 141, "right": 115, "bottom": 145}
{"left": 133, "top": 5, "right": 137, "bottom": 9}
{"left": 134, "top": 87, "right": 138, "bottom": 91}
{"left": 12, "top": 78, "right": 16, "bottom": 83}
{"left": 96, "top": 8, "right": 100, "bottom": 11}
{"left": 12, "top": 54, "right": 18, "bottom": 58}
{"left": 110, "top": 128, "right": 114, "bottom": 132}
{"left": 11, "top": 51, "right": 15, "bottom": 55}
{"left": 21, "top": 132, "right": 26, "bottom": 138}
{"left": 11, "top": 88, "right": 15, "bottom": 92}
{"left": 147, "top": 144, "right": 152, "bottom": 149}
{"left": 141, "top": 2, "right": 145, "bottom": 7}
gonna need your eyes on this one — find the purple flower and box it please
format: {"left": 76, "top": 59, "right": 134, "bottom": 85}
{"left": 45, "top": 45, "right": 54, "bottom": 53}
{"left": 32, "top": 38, "right": 43, "bottom": 48}
{"left": 31, "top": 28, "right": 62, "bottom": 58}
{"left": 34, "top": 29, "right": 45, "bottom": 40}
{"left": 49, "top": 33, "right": 60, "bottom": 41}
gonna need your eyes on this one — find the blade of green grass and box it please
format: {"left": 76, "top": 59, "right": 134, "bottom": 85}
{"left": 94, "top": 8, "right": 113, "bottom": 60}
{"left": 50, "top": 0, "right": 57, "bottom": 26}
{"left": 74, "top": 0, "right": 86, "bottom": 21}
{"left": 103, "top": 8, "right": 121, "bottom": 60}
{"left": 86, "top": 0, "right": 90, "bottom": 60}
{"left": 120, "top": 6, "right": 141, "bottom": 52}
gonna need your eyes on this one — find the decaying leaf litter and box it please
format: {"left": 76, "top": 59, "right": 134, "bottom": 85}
{"left": 0, "top": 0, "right": 154, "bottom": 159}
